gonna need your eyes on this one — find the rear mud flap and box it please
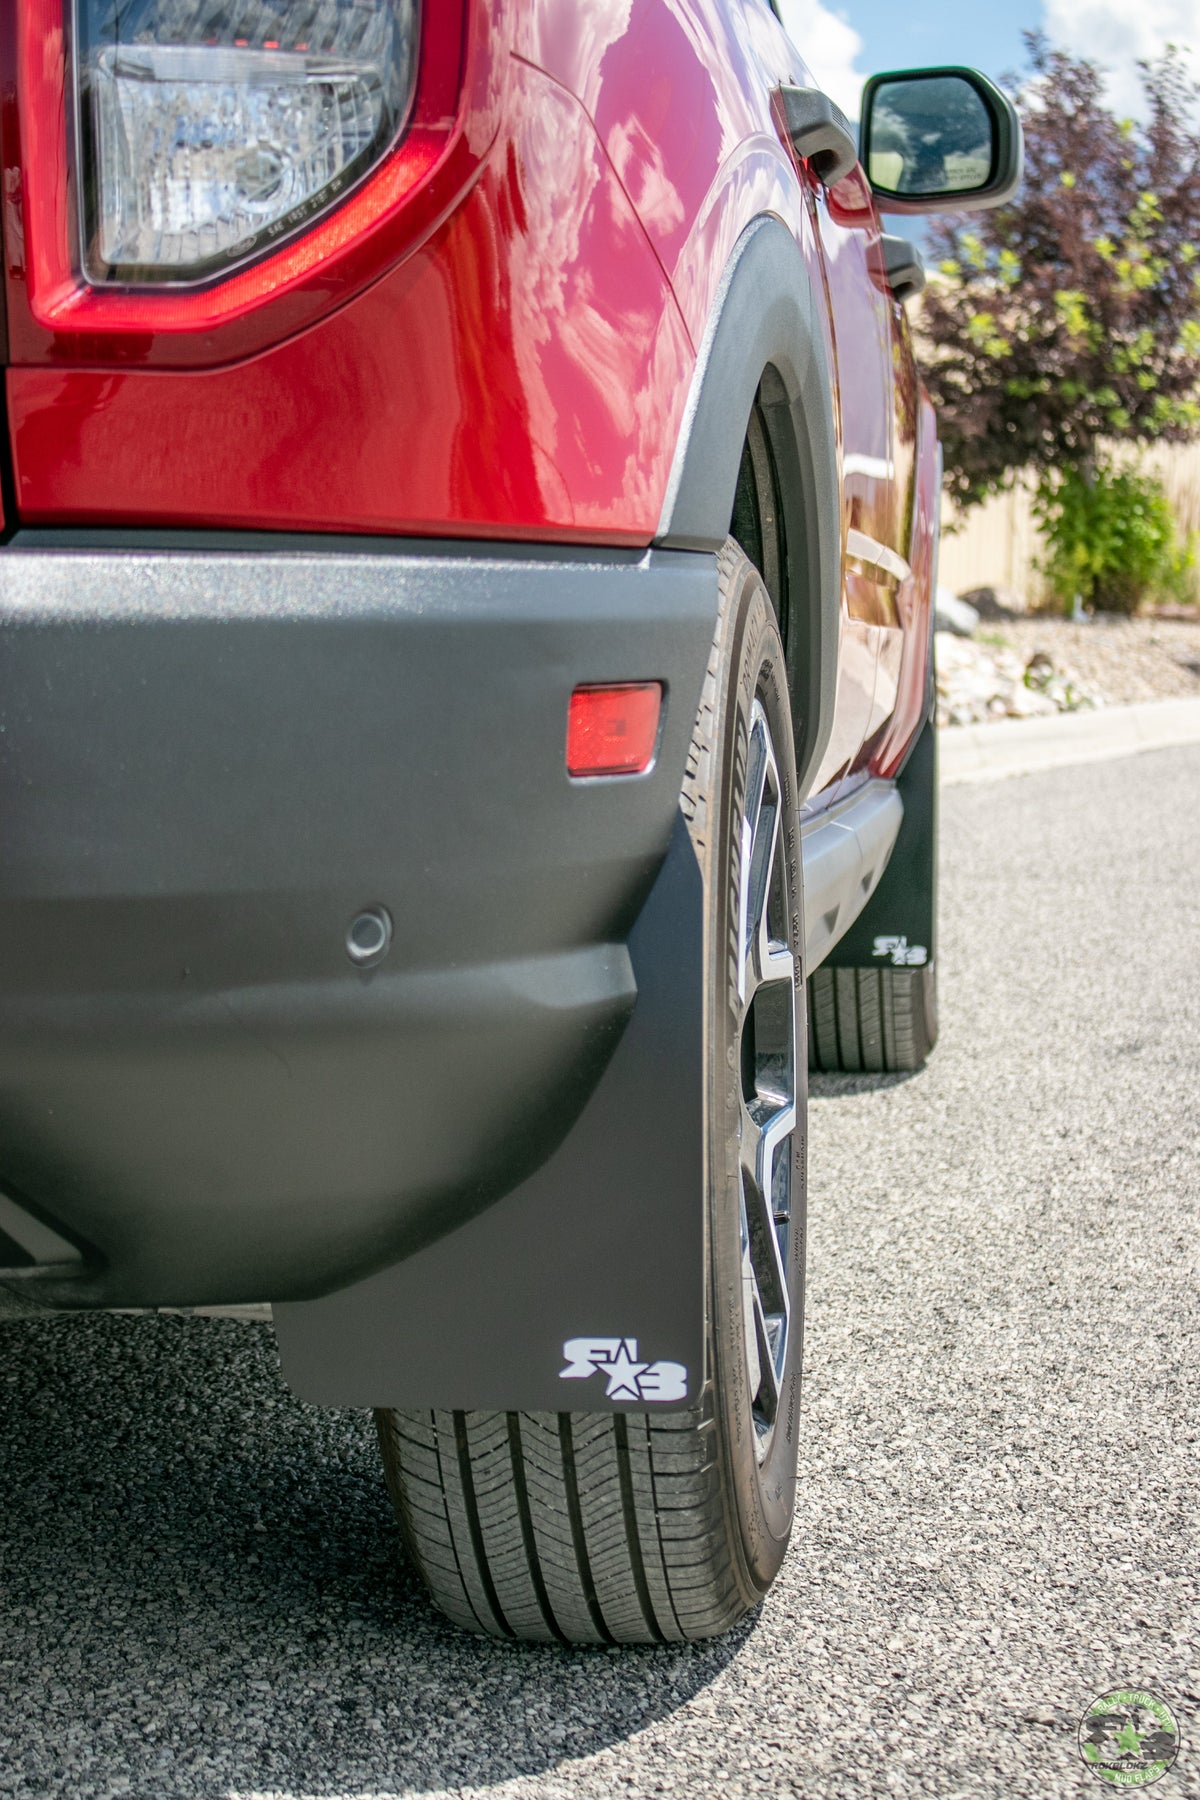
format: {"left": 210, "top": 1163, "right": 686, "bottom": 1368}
{"left": 274, "top": 811, "right": 707, "bottom": 1413}
{"left": 823, "top": 715, "right": 938, "bottom": 969}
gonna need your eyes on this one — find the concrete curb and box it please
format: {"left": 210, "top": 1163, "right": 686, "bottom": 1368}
{"left": 939, "top": 695, "right": 1200, "bottom": 785}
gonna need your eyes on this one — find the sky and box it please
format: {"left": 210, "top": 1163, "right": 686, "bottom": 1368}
{"left": 775, "top": 0, "right": 1200, "bottom": 118}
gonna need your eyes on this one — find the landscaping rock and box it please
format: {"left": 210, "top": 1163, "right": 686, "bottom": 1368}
{"left": 958, "top": 585, "right": 1030, "bottom": 619}
{"left": 935, "top": 631, "right": 1103, "bottom": 728}
{"left": 935, "top": 587, "right": 980, "bottom": 637}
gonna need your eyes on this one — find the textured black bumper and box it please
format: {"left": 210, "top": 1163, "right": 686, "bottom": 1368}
{"left": 0, "top": 534, "right": 717, "bottom": 1308}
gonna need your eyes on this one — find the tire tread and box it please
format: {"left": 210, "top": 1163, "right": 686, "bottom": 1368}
{"left": 377, "top": 1402, "right": 750, "bottom": 1643}
{"left": 807, "top": 963, "right": 937, "bottom": 1073}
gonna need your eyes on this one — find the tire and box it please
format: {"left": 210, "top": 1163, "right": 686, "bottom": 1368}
{"left": 807, "top": 705, "right": 939, "bottom": 1076}
{"left": 375, "top": 541, "right": 807, "bottom": 1643}
{"left": 807, "top": 962, "right": 937, "bottom": 1074}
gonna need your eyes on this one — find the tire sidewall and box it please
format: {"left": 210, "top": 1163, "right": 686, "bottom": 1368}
{"left": 706, "top": 551, "right": 807, "bottom": 1592}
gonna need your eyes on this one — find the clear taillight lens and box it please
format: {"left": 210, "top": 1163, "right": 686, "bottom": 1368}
{"left": 74, "top": 0, "right": 419, "bottom": 286}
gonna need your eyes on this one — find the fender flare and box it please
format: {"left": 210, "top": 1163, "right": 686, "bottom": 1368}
{"left": 655, "top": 216, "right": 841, "bottom": 798}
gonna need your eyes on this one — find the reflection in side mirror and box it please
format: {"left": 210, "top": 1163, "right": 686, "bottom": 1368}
{"left": 869, "top": 78, "right": 992, "bottom": 195}
{"left": 860, "top": 67, "right": 1022, "bottom": 216}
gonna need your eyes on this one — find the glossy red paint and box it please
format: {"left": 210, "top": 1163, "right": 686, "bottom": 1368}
{"left": 1, "top": 0, "right": 938, "bottom": 797}
{"left": 8, "top": 55, "right": 693, "bottom": 541}
{"left": 871, "top": 386, "right": 941, "bottom": 780}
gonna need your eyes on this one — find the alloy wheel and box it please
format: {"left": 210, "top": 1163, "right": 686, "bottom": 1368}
{"left": 735, "top": 696, "right": 798, "bottom": 1458}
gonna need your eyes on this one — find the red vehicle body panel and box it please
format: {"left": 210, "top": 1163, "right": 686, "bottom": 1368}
{"left": 0, "top": 0, "right": 939, "bottom": 793}
{"left": 7, "top": 58, "right": 694, "bottom": 546}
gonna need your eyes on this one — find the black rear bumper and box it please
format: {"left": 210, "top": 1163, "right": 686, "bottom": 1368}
{"left": 0, "top": 534, "right": 717, "bottom": 1308}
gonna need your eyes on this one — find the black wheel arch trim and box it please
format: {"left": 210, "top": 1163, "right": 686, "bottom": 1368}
{"left": 654, "top": 216, "right": 841, "bottom": 802}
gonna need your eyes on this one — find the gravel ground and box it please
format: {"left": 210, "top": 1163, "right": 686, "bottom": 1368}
{"left": 1, "top": 747, "right": 1198, "bottom": 1800}
{"left": 936, "top": 614, "right": 1200, "bottom": 728}
{"left": 1000, "top": 615, "right": 1200, "bottom": 706}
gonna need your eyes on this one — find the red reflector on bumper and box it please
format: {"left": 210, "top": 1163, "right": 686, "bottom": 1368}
{"left": 567, "top": 683, "right": 662, "bottom": 777}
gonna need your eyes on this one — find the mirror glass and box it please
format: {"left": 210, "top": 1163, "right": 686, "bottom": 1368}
{"left": 867, "top": 76, "right": 994, "bottom": 197}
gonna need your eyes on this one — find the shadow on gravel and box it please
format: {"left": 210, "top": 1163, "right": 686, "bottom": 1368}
{"left": 0, "top": 1315, "right": 747, "bottom": 1799}
{"left": 808, "top": 1068, "right": 923, "bottom": 1099}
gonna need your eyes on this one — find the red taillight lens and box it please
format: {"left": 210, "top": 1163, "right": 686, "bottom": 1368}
{"left": 566, "top": 684, "right": 663, "bottom": 778}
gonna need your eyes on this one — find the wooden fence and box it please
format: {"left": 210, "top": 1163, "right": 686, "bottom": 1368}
{"left": 936, "top": 442, "right": 1200, "bottom": 605}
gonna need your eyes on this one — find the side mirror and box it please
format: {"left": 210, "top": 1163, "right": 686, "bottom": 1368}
{"left": 859, "top": 67, "right": 1022, "bottom": 215}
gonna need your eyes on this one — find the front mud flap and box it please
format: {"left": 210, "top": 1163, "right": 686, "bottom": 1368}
{"left": 274, "top": 811, "right": 707, "bottom": 1412}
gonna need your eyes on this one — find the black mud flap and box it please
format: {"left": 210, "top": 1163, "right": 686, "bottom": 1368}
{"left": 823, "top": 713, "right": 938, "bottom": 971}
{"left": 274, "top": 811, "right": 707, "bottom": 1413}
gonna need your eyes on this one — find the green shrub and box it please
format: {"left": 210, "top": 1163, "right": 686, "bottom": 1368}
{"left": 1034, "top": 464, "right": 1197, "bottom": 615}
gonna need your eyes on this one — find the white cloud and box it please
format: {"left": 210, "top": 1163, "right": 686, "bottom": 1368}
{"left": 773, "top": 0, "right": 867, "bottom": 118}
{"left": 1043, "top": 0, "right": 1200, "bottom": 115}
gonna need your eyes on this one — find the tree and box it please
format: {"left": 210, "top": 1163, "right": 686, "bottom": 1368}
{"left": 920, "top": 37, "right": 1200, "bottom": 513}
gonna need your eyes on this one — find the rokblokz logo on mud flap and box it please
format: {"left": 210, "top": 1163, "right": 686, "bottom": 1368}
{"left": 873, "top": 935, "right": 928, "bottom": 966}
{"left": 559, "top": 1338, "right": 688, "bottom": 1401}
{"left": 1078, "top": 1689, "right": 1181, "bottom": 1786}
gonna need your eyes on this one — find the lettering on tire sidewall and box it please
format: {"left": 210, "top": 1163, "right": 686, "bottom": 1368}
{"left": 719, "top": 609, "right": 801, "bottom": 1559}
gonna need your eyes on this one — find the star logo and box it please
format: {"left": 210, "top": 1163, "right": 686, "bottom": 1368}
{"left": 558, "top": 1337, "right": 689, "bottom": 1403}
{"left": 1077, "top": 1688, "right": 1180, "bottom": 1787}
{"left": 603, "top": 1340, "right": 649, "bottom": 1400}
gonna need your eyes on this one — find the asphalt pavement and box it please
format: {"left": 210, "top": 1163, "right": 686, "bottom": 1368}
{"left": 1, "top": 743, "right": 1198, "bottom": 1800}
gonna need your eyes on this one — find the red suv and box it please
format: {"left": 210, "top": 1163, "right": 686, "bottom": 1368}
{"left": 0, "top": 1, "right": 1019, "bottom": 1643}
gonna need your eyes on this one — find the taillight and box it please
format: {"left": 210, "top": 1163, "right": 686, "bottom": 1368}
{"left": 8, "top": 1, "right": 474, "bottom": 365}
{"left": 75, "top": 0, "right": 419, "bottom": 287}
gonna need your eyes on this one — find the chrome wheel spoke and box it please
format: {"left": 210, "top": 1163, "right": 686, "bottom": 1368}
{"left": 740, "top": 1211, "right": 762, "bottom": 1404}
{"left": 741, "top": 1098, "right": 794, "bottom": 1319}
{"left": 751, "top": 1286, "right": 781, "bottom": 1428}
{"left": 738, "top": 712, "right": 780, "bottom": 1007}
{"left": 734, "top": 697, "right": 799, "bottom": 1463}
